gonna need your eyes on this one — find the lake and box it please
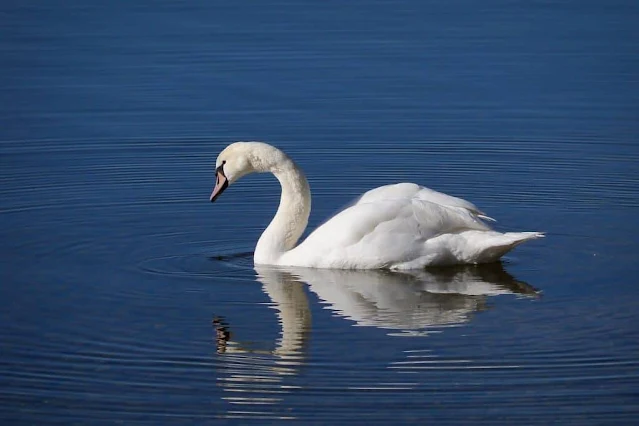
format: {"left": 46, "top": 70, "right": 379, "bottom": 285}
{"left": 1, "top": 0, "right": 638, "bottom": 424}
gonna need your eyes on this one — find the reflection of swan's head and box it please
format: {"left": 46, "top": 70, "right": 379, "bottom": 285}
{"left": 212, "top": 267, "right": 311, "bottom": 358}
{"left": 211, "top": 274, "right": 309, "bottom": 419}
{"left": 211, "top": 142, "right": 292, "bottom": 202}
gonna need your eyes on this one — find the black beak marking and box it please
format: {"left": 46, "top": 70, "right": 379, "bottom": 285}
{"left": 210, "top": 164, "right": 229, "bottom": 203}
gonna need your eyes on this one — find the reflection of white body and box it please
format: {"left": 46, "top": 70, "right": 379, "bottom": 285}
{"left": 210, "top": 142, "right": 544, "bottom": 269}
{"left": 257, "top": 264, "right": 537, "bottom": 332}
{"left": 215, "top": 265, "right": 536, "bottom": 415}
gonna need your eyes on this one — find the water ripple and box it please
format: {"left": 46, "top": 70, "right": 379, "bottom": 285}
{"left": 2, "top": 135, "right": 638, "bottom": 423}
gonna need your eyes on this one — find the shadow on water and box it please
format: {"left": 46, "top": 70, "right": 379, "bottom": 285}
{"left": 212, "top": 262, "right": 537, "bottom": 419}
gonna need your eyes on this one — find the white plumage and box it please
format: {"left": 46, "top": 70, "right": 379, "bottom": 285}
{"left": 210, "top": 142, "right": 543, "bottom": 269}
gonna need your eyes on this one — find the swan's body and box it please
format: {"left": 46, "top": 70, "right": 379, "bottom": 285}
{"left": 211, "top": 142, "right": 543, "bottom": 269}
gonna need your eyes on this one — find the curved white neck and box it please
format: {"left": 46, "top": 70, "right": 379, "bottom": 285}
{"left": 254, "top": 160, "right": 311, "bottom": 265}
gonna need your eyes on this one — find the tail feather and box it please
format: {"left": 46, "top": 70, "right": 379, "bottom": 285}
{"left": 506, "top": 231, "right": 545, "bottom": 242}
{"left": 472, "top": 231, "right": 544, "bottom": 263}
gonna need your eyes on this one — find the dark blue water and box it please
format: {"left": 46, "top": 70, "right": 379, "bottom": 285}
{"left": 2, "top": 1, "right": 638, "bottom": 424}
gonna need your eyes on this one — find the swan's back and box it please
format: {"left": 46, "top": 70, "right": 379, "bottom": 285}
{"left": 283, "top": 183, "right": 520, "bottom": 269}
{"left": 356, "top": 183, "right": 493, "bottom": 221}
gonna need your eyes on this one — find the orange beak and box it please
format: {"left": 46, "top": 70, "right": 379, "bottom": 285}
{"left": 210, "top": 166, "right": 228, "bottom": 202}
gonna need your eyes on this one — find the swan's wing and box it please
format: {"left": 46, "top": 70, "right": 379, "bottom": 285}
{"left": 288, "top": 188, "right": 492, "bottom": 268}
{"left": 356, "top": 183, "right": 495, "bottom": 221}
{"left": 317, "top": 183, "right": 491, "bottom": 247}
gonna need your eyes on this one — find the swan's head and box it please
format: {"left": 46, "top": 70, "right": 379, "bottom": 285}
{"left": 210, "top": 141, "right": 291, "bottom": 202}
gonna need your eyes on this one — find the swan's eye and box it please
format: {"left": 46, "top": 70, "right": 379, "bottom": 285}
{"left": 216, "top": 161, "right": 226, "bottom": 177}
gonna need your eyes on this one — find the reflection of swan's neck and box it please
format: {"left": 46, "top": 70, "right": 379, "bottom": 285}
{"left": 256, "top": 266, "right": 312, "bottom": 357}
{"left": 266, "top": 281, "right": 311, "bottom": 356}
{"left": 255, "top": 161, "right": 311, "bottom": 265}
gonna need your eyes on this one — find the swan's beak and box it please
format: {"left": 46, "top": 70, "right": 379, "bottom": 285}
{"left": 210, "top": 166, "right": 228, "bottom": 202}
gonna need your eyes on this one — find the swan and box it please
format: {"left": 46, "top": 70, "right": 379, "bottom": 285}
{"left": 210, "top": 141, "right": 543, "bottom": 269}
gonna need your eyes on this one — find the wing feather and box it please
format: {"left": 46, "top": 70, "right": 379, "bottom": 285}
{"left": 356, "top": 183, "right": 492, "bottom": 220}
{"left": 292, "top": 183, "right": 492, "bottom": 267}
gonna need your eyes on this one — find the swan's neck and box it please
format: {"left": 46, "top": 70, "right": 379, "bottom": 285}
{"left": 254, "top": 160, "right": 310, "bottom": 264}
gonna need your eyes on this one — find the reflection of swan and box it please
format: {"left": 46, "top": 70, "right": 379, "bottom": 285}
{"left": 255, "top": 263, "right": 538, "bottom": 333}
{"left": 214, "top": 263, "right": 537, "bottom": 417}
{"left": 209, "top": 142, "right": 543, "bottom": 268}
{"left": 212, "top": 269, "right": 311, "bottom": 420}
{"left": 214, "top": 269, "right": 311, "bottom": 360}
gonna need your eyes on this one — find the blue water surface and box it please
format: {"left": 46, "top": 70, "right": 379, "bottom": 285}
{"left": 1, "top": 0, "right": 638, "bottom": 424}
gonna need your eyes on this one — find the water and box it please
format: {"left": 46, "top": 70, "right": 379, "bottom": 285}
{"left": 2, "top": 0, "right": 638, "bottom": 424}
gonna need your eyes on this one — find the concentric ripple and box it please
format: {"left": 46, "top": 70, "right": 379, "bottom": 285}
{"left": 2, "top": 130, "right": 639, "bottom": 424}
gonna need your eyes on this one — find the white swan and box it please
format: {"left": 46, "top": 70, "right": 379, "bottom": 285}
{"left": 210, "top": 142, "right": 543, "bottom": 269}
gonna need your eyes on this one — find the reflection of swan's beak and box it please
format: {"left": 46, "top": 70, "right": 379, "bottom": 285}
{"left": 212, "top": 316, "right": 232, "bottom": 354}
{"left": 210, "top": 166, "right": 228, "bottom": 202}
